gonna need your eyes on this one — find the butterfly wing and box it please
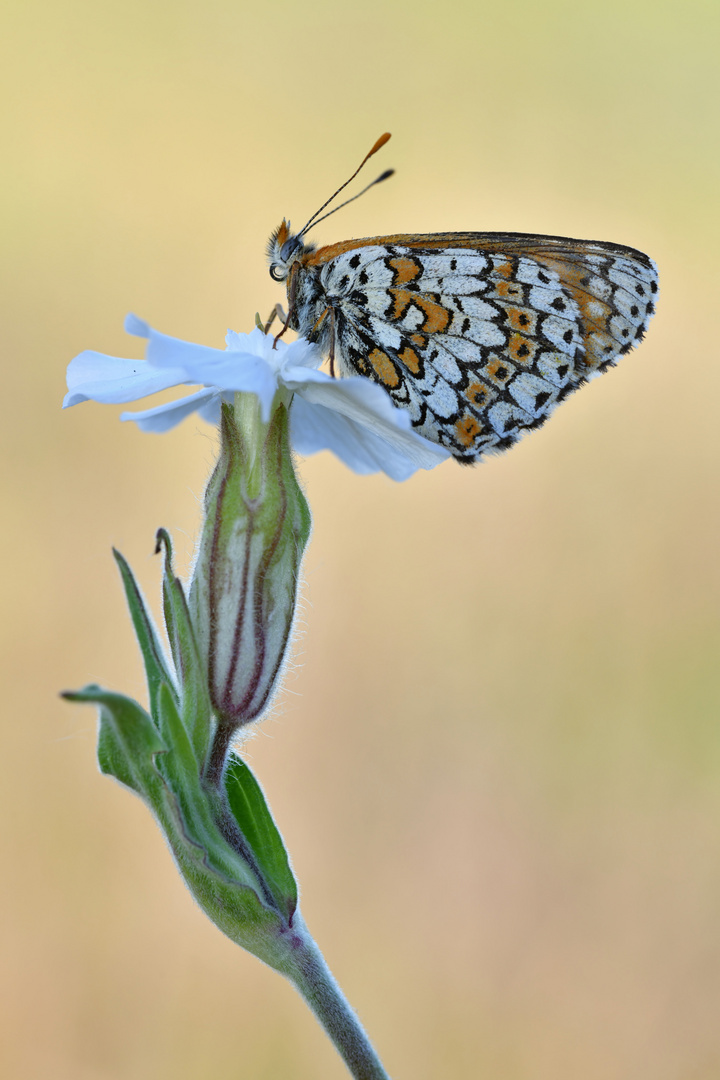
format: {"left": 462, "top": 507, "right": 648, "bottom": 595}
{"left": 305, "top": 233, "right": 658, "bottom": 462}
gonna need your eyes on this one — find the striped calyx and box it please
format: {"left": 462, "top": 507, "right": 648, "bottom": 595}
{"left": 190, "top": 398, "right": 311, "bottom": 756}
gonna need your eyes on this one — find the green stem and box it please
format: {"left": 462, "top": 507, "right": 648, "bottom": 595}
{"left": 282, "top": 915, "right": 392, "bottom": 1080}
{"left": 204, "top": 721, "right": 235, "bottom": 788}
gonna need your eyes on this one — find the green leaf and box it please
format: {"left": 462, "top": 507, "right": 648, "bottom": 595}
{"left": 113, "top": 548, "right": 178, "bottom": 717}
{"left": 63, "top": 685, "right": 294, "bottom": 971}
{"left": 155, "top": 529, "right": 213, "bottom": 767}
{"left": 154, "top": 680, "right": 199, "bottom": 786}
{"left": 63, "top": 684, "right": 167, "bottom": 796}
{"left": 225, "top": 754, "right": 298, "bottom": 921}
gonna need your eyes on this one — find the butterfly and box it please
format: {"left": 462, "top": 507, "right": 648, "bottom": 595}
{"left": 267, "top": 133, "right": 658, "bottom": 464}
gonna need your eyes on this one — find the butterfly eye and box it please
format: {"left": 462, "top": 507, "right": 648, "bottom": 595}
{"left": 280, "top": 236, "right": 302, "bottom": 261}
{"left": 269, "top": 263, "right": 286, "bottom": 282}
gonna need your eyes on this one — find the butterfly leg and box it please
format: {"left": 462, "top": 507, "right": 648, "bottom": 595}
{"left": 273, "top": 269, "right": 298, "bottom": 348}
{"left": 263, "top": 303, "right": 287, "bottom": 335}
{"left": 272, "top": 308, "right": 292, "bottom": 347}
{"left": 309, "top": 306, "right": 337, "bottom": 377}
{"left": 328, "top": 307, "right": 337, "bottom": 378}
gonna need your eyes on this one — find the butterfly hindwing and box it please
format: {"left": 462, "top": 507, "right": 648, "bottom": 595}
{"left": 300, "top": 233, "right": 657, "bottom": 461}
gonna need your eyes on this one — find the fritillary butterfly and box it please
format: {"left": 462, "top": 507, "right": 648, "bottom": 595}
{"left": 267, "top": 134, "right": 658, "bottom": 463}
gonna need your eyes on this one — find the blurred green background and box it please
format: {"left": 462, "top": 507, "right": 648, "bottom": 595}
{"left": 2, "top": 0, "right": 719, "bottom": 1077}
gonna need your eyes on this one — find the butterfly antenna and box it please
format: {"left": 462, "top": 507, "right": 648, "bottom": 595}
{"left": 302, "top": 169, "right": 395, "bottom": 234}
{"left": 297, "top": 132, "right": 392, "bottom": 238}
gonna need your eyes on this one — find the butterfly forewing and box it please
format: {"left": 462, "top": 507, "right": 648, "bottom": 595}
{"left": 286, "top": 231, "right": 658, "bottom": 462}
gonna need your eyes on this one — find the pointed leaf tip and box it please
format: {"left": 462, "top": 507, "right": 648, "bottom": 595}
{"left": 155, "top": 527, "right": 172, "bottom": 559}
{"left": 61, "top": 683, "right": 104, "bottom": 703}
{"left": 112, "top": 544, "right": 178, "bottom": 715}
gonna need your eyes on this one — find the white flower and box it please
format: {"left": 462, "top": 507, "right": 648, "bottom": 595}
{"left": 64, "top": 315, "right": 451, "bottom": 481}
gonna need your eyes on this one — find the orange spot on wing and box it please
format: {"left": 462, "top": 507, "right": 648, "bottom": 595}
{"left": 389, "top": 289, "right": 413, "bottom": 321}
{"left": 369, "top": 348, "right": 400, "bottom": 388}
{"left": 504, "top": 307, "right": 537, "bottom": 334}
{"left": 484, "top": 357, "right": 514, "bottom": 385}
{"left": 507, "top": 334, "right": 537, "bottom": 364}
{"left": 388, "top": 290, "right": 454, "bottom": 333}
{"left": 490, "top": 279, "right": 524, "bottom": 301}
{"left": 389, "top": 257, "right": 421, "bottom": 286}
{"left": 492, "top": 257, "right": 513, "bottom": 278}
{"left": 397, "top": 346, "right": 421, "bottom": 374}
{"left": 455, "top": 414, "right": 483, "bottom": 447}
{"left": 465, "top": 381, "right": 492, "bottom": 407}
{"left": 413, "top": 295, "right": 451, "bottom": 334}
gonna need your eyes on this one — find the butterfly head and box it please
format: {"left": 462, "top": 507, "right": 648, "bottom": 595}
{"left": 267, "top": 220, "right": 315, "bottom": 282}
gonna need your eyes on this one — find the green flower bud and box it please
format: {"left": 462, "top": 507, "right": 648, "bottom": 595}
{"left": 190, "top": 396, "right": 311, "bottom": 783}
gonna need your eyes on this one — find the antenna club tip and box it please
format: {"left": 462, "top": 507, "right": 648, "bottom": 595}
{"left": 369, "top": 132, "right": 392, "bottom": 156}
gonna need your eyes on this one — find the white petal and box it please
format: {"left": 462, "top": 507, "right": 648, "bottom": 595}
{"left": 281, "top": 363, "right": 337, "bottom": 392}
{"left": 121, "top": 388, "right": 221, "bottom": 432}
{"left": 278, "top": 337, "right": 324, "bottom": 372}
{"left": 134, "top": 323, "right": 279, "bottom": 421}
{"left": 290, "top": 396, "right": 448, "bottom": 480}
{"left": 226, "top": 328, "right": 323, "bottom": 374}
{"left": 170, "top": 351, "right": 278, "bottom": 418}
{"left": 225, "top": 326, "right": 274, "bottom": 358}
{"left": 141, "top": 325, "right": 236, "bottom": 371}
{"left": 124, "top": 312, "right": 151, "bottom": 338}
{"left": 294, "top": 373, "right": 451, "bottom": 472}
{"left": 64, "top": 350, "right": 188, "bottom": 406}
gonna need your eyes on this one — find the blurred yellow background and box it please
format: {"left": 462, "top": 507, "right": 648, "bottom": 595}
{"left": 2, "top": 0, "right": 719, "bottom": 1077}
